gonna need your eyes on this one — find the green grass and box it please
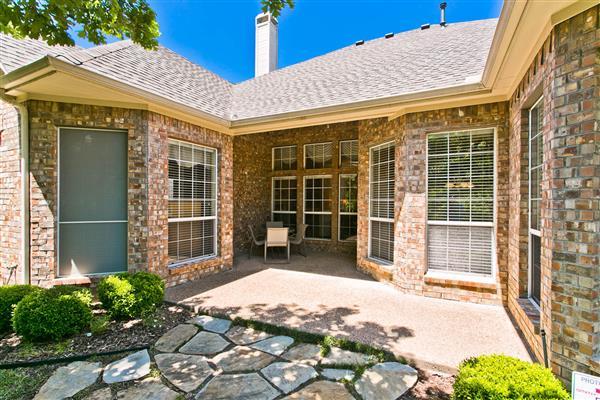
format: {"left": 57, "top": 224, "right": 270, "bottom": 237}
{"left": 0, "top": 365, "right": 56, "bottom": 400}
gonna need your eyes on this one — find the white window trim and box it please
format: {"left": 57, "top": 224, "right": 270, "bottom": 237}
{"left": 271, "top": 176, "right": 297, "bottom": 224}
{"left": 339, "top": 139, "right": 359, "bottom": 167}
{"left": 339, "top": 173, "right": 358, "bottom": 241}
{"left": 368, "top": 141, "right": 395, "bottom": 264}
{"left": 424, "top": 127, "right": 498, "bottom": 281}
{"left": 303, "top": 142, "right": 333, "bottom": 169}
{"left": 272, "top": 145, "right": 297, "bottom": 171}
{"left": 168, "top": 138, "right": 219, "bottom": 267}
{"left": 303, "top": 174, "right": 333, "bottom": 240}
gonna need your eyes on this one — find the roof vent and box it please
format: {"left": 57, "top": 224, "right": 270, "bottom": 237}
{"left": 440, "top": 2, "right": 447, "bottom": 27}
{"left": 384, "top": 32, "right": 394, "bottom": 39}
{"left": 355, "top": 40, "right": 365, "bottom": 46}
{"left": 421, "top": 23, "right": 431, "bottom": 30}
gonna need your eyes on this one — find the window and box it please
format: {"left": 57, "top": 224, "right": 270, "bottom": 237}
{"left": 304, "top": 142, "right": 333, "bottom": 169}
{"left": 529, "top": 97, "right": 543, "bottom": 304}
{"left": 272, "top": 177, "right": 297, "bottom": 230}
{"left": 427, "top": 128, "right": 495, "bottom": 277}
{"left": 340, "top": 140, "right": 358, "bottom": 167}
{"left": 369, "top": 142, "right": 395, "bottom": 262}
{"left": 272, "top": 146, "right": 297, "bottom": 171}
{"left": 339, "top": 174, "right": 358, "bottom": 241}
{"left": 168, "top": 140, "right": 218, "bottom": 264}
{"left": 304, "top": 176, "right": 332, "bottom": 239}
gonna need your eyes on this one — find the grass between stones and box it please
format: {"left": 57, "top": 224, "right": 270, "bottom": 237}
{"left": 0, "top": 364, "right": 56, "bottom": 399}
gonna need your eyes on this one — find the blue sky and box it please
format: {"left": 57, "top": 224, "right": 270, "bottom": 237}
{"left": 75, "top": 0, "right": 502, "bottom": 83}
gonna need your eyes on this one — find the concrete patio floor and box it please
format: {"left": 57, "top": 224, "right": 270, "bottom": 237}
{"left": 165, "top": 252, "right": 532, "bottom": 373}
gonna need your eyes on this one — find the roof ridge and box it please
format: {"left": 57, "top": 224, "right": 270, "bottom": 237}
{"left": 54, "top": 40, "right": 135, "bottom": 65}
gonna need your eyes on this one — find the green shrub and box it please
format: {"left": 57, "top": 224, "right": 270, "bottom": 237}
{"left": 47, "top": 285, "right": 93, "bottom": 308}
{"left": 452, "top": 355, "right": 569, "bottom": 400}
{"left": 0, "top": 285, "right": 42, "bottom": 333}
{"left": 12, "top": 287, "right": 92, "bottom": 341}
{"left": 97, "top": 272, "right": 164, "bottom": 319}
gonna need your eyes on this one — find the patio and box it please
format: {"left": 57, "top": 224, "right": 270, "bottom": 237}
{"left": 165, "top": 252, "right": 532, "bottom": 373}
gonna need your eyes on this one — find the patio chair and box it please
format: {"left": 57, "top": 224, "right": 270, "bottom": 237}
{"left": 290, "top": 224, "right": 308, "bottom": 257}
{"left": 247, "top": 225, "right": 265, "bottom": 259}
{"left": 264, "top": 227, "right": 289, "bottom": 263}
{"left": 266, "top": 221, "right": 283, "bottom": 228}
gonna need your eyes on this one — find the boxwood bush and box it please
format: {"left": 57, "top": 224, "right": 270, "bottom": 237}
{"left": 452, "top": 355, "right": 569, "bottom": 400}
{"left": 0, "top": 285, "right": 42, "bottom": 333}
{"left": 12, "top": 286, "right": 93, "bottom": 341}
{"left": 98, "top": 272, "right": 164, "bottom": 319}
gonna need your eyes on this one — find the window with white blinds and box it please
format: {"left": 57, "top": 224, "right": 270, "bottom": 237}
{"left": 168, "top": 140, "right": 218, "bottom": 264}
{"left": 272, "top": 146, "right": 297, "bottom": 171}
{"left": 272, "top": 177, "right": 297, "bottom": 231}
{"left": 304, "top": 175, "right": 332, "bottom": 239}
{"left": 304, "top": 142, "right": 333, "bottom": 169}
{"left": 339, "top": 174, "right": 358, "bottom": 241}
{"left": 340, "top": 140, "right": 358, "bottom": 167}
{"left": 427, "top": 128, "right": 495, "bottom": 276}
{"left": 369, "top": 142, "right": 395, "bottom": 262}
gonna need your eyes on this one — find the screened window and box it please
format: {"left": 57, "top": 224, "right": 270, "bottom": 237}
{"left": 304, "top": 176, "right": 332, "bottom": 239}
{"left": 272, "top": 146, "right": 297, "bottom": 171}
{"left": 272, "top": 177, "right": 297, "bottom": 230}
{"left": 339, "top": 174, "right": 358, "bottom": 241}
{"left": 168, "top": 140, "right": 217, "bottom": 264}
{"left": 529, "top": 97, "right": 543, "bottom": 304}
{"left": 340, "top": 140, "right": 358, "bottom": 167}
{"left": 427, "top": 128, "right": 494, "bottom": 276}
{"left": 369, "top": 142, "right": 395, "bottom": 262}
{"left": 304, "top": 142, "right": 333, "bottom": 169}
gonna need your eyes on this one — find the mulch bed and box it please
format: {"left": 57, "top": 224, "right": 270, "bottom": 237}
{"left": 403, "top": 369, "right": 454, "bottom": 400}
{"left": 0, "top": 304, "right": 192, "bottom": 365}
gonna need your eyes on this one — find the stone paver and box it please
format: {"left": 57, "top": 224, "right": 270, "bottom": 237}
{"left": 261, "top": 362, "right": 318, "bottom": 394}
{"left": 155, "top": 353, "right": 213, "bottom": 392}
{"left": 84, "top": 387, "right": 112, "bottom": 400}
{"left": 226, "top": 325, "right": 273, "bottom": 345}
{"left": 34, "top": 361, "right": 102, "bottom": 400}
{"left": 212, "top": 345, "right": 275, "bottom": 372}
{"left": 355, "top": 362, "right": 418, "bottom": 400}
{"left": 179, "top": 331, "right": 230, "bottom": 355}
{"left": 283, "top": 380, "right": 355, "bottom": 400}
{"left": 188, "top": 315, "right": 232, "bottom": 333}
{"left": 321, "top": 347, "right": 372, "bottom": 366}
{"left": 103, "top": 349, "right": 151, "bottom": 384}
{"left": 250, "top": 335, "right": 294, "bottom": 356}
{"left": 321, "top": 368, "right": 355, "bottom": 381}
{"left": 195, "top": 373, "right": 280, "bottom": 400}
{"left": 154, "top": 323, "right": 198, "bottom": 352}
{"left": 282, "top": 343, "right": 323, "bottom": 366}
{"left": 116, "top": 378, "right": 179, "bottom": 400}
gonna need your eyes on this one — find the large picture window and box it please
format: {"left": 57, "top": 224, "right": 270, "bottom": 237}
{"left": 339, "top": 174, "right": 358, "bottom": 241}
{"left": 272, "top": 145, "right": 297, "bottom": 171}
{"left": 427, "top": 128, "right": 494, "bottom": 277}
{"left": 168, "top": 140, "right": 218, "bottom": 264}
{"left": 369, "top": 142, "right": 395, "bottom": 262}
{"left": 529, "top": 97, "right": 543, "bottom": 304}
{"left": 304, "top": 142, "right": 333, "bottom": 169}
{"left": 304, "top": 175, "right": 332, "bottom": 239}
{"left": 272, "top": 177, "right": 297, "bottom": 230}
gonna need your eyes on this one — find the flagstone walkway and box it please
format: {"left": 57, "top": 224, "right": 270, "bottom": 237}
{"left": 34, "top": 315, "right": 418, "bottom": 399}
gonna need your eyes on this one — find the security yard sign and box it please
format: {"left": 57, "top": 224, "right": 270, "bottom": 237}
{"left": 572, "top": 371, "right": 600, "bottom": 400}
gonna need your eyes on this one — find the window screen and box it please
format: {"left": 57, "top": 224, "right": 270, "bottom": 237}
{"left": 339, "top": 174, "right": 358, "bottom": 241}
{"left": 340, "top": 140, "right": 358, "bottom": 167}
{"left": 272, "top": 177, "right": 297, "bottom": 231}
{"left": 304, "top": 176, "right": 332, "bottom": 239}
{"left": 304, "top": 142, "right": 333, "bottom": 169}
{"left": 529, "top": 97, "right": 543, "bottom": 304}
{"left": 427, "top": 128, "right": 494, "bottom": 276}
{"left": 168, "top": 140, "right": 218, "bottom": 264}
{"left": 369, "top": 142, "right": 395, "bottom": 262}
{"left": 272, "top": 146, "right": 297, "bottom": 171}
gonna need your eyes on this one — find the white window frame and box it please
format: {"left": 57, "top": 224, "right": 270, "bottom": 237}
{"left": 304, "top": 142, "right": 333, "bottom": 169}
{"left": 272, "top": 145, "right": 297, "bottom": 171}
{"left": 339, "top": 174, "right": 358, "bottom": 241}
{"left": 528, "top": 96, "right": 544, "bottom": 307}
{"left": 424, "top": 127, "right": 497, "bottom": 281}
{"left": 271, "top": 176, "right": 297, "bottom": 225}
{"left": 339, "top": 139, "right": 359, "bottom": 167}
{"left": 303, "top": 174, "right": 333, "bottom": 240}
{"left": 368, "top": 141, "right": 395, "bottom": 264}
{"left": 168, "top": 138, "right": 219, "bottom": 267}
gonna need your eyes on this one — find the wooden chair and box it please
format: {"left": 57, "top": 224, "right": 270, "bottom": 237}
{"left": 290, "top": 224, "right": 308, "bottom": 257}
{"left": 264, "top": 227, "right": 289, "bottom": 263}
{"left": 247, "top": 225, "right": 265, "bottom": 259}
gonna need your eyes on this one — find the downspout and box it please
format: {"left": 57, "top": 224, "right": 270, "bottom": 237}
{"left": 1, "top": 92, "right": 30, "bottom": 284}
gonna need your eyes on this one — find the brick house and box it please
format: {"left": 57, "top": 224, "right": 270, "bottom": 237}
{"left": 0, "top": 0, "right": 597, "bottom": 383}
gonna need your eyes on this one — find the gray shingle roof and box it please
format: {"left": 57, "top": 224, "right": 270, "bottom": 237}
{"left": 0, "top": 18, "right": 497, "bottom": 122}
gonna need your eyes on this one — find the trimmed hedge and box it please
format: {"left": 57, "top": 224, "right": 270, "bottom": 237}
{"left": 98, "top": 272, "right": 164, "bottom": 319}
{"left": 452, "top": 355, "right": 569, "bottom": 400}
{"left": 0, "top": 285, "right": 42, "bottom": 333}
{"left": 12, "top": 286, "right": 93, "bottom": 341}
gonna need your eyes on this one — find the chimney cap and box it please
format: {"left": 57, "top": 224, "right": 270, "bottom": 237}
{"left": 440, "top": 2, "right": 447, "bottom": 9}
{"left": 355, "top": 40, "right": 365, "bottom": 46}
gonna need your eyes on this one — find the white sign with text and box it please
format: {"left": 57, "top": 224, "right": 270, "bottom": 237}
{"left": 572, "top": 371, "right": 600, "bottom": 400}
